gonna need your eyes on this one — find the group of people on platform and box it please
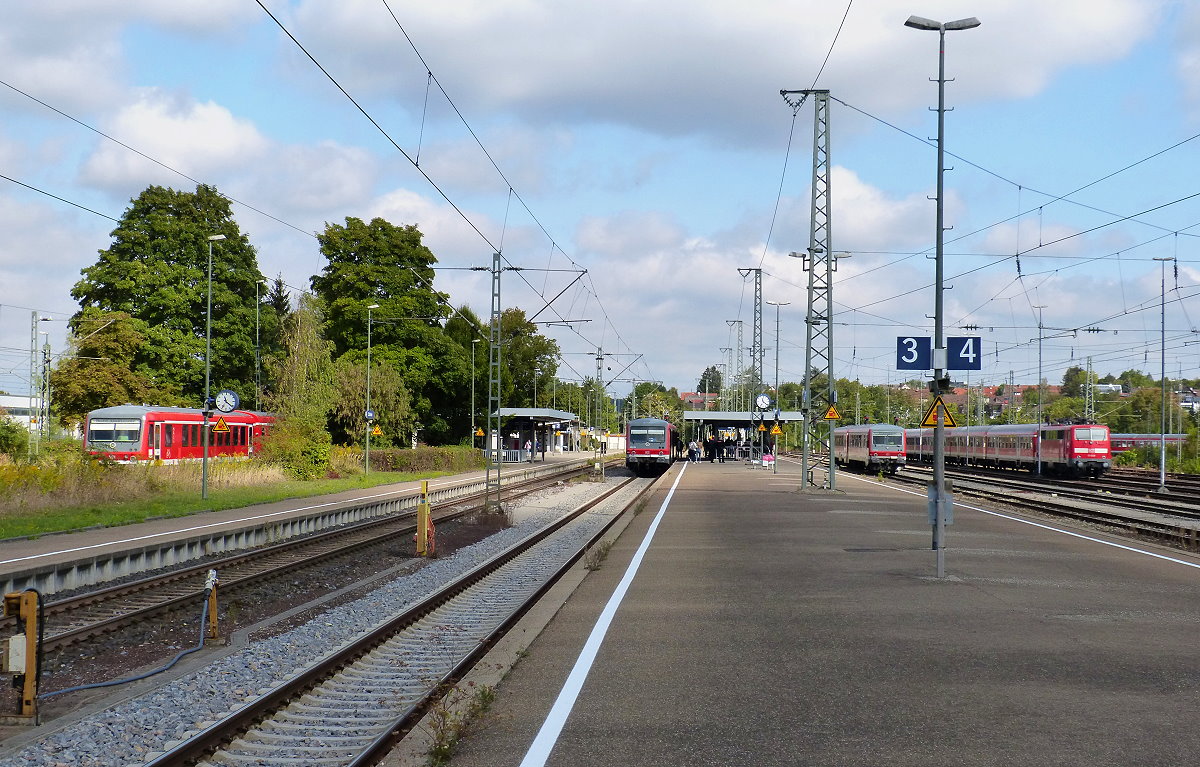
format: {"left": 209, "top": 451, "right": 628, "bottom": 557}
{"left": 686, "top": 436, "right": 776, "bottom": 463}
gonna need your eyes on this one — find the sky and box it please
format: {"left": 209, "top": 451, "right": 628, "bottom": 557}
{"left": 4, "top": 0, "right": 1200, "bottom": 408}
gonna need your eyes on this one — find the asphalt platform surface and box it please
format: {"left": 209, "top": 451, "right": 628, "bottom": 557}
{"left": 445, "top": 458, "right": 1200, "bottom": 767}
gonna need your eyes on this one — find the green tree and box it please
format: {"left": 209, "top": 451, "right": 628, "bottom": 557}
{"left": 698, "top": 365, "right": 722, "bottom": 395}
{"left": 50, "top": 309, "right": 182, "bottom": 426}
{"left": 1060, "top": 366, "right": 1092, "bottom": 398}
{"left": 310, "top": 216, "right": 473, "bottom": 443}
{"left": 493, "top": 308, "right": 560, "bottom": 408}
{"left": 70, "top": 184, "right": 265, "bottom": 406}
{"left": 330, "top": 356, "right": 414, "bottom": 447}
{"left": 260, "top": 294, "right": 335, "bottom": 478}
{"left": 0, "top": 415, "right": 28, "bottom": 458}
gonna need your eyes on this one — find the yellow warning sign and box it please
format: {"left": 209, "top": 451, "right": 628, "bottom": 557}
{"left": 770, "top": 424, "right": 783, "bottom": 435}
{"left": 823, "top": 405, "right": 841, "bottom": 421}
{"left": 920, "top": 396, "right": 959, "bottom": 428}
{"left": 212, "top": 416, "right": 229, "bottom": 433}
{"left": 475, "top": 427, "right": 485, "bottom": 437}
{"left": 757, "top": 423, "right": 767, "bottom": 432}
{"left": 371, "top": 425, "right": 383, "bottom": 436}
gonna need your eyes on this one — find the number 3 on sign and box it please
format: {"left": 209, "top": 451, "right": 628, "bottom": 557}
{"left": 896, "top": 336, "right": 932, "bottom": 371}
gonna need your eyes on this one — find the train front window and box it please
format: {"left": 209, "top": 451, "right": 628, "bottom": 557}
{"left": 88, "top": 420, "right": 141, "bottom": 443}
{"left": 872, "top": 434, "right": 902, "bottom": 449}
{"left": 1075, "top": 426, "right": 1107, "bottom": 441}
{"left": 630, "top": 427, "right": 666, "bottom": 446}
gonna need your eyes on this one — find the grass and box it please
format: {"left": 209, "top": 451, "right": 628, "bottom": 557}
{"left": 0, "top": 459, "right": 451, "bottom": 541}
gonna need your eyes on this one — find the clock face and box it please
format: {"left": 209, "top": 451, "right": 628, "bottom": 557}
{"left": 215, "top": 389, "right": 240, "bottom": 413}
{"left": 756, "top": 394, "right": 771, "bottom": 409}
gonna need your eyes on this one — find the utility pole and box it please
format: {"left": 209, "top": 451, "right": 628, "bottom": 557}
{"left": 739, "top": 268, "right": 764, "bottom": 395}
{"left": 780, "top": 88, "right": 838, "bottom": 491}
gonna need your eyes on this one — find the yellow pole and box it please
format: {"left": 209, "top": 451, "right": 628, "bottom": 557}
{"left": 417, "top": 480, "right": 432, "bottom": 556}
{"left": 3, "top": 591, "right": 39, "bottom": 718}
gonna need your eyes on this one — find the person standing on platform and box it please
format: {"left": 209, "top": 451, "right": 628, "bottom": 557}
{"left": 687, "top": 439, "right": 699, "bottom": 463}
{"left": 717, "top": 436, "right": 727, "bottom": 463}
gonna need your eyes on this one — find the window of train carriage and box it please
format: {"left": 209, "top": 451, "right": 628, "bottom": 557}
{"left": 164, "top": 425, "right": 174, "bottom": 447}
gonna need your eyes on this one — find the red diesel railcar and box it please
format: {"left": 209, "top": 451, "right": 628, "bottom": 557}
{"left": 85, "top": 405, "right": 274, "bottom": 463}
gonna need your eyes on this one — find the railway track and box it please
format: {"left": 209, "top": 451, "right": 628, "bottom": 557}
{"left": 5, "top": 462, "right": 599, "bottom": 658}
{"left": 138, "top": 475, "right": 653, "bottom": 767}
{"left": 891, "top": 465, "right": 1200, "bottom": 549}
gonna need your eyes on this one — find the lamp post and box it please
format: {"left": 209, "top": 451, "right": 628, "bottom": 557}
{"left": 905, "top": 12, "right": 980, "bottom": 578}
{"left": 1154, "top": 257, "right": 1174, "bottom": 492}
{"left": 471, "top": 338, "right": 480, "bottom": 447}
{"left": 1034, "top": 304, "right": 1046, "bottom": 475}
{"left": 766, "top": 300, "right": 790, "bottom": 474}
{"left": 202, "top": 233, "right": 226, "bottom": 501}
{"left": 365, "top": 303, "right": 379, "bottom": 474}
{"left": 255, "top": 278, "right": 267, "bottom": 411}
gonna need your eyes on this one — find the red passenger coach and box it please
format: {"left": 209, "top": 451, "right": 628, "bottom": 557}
{"left": 85, "top": 405, "right": 274, "bottom": 463}
{"left": 904, "top": 423, "right": 1111, "bottom": 477}
{"left": 832, "top": 423, "right": 906, "bottom": 473}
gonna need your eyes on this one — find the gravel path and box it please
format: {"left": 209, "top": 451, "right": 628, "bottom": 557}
{"left": 1, "top": 476, "right": 636, "bottom": 767}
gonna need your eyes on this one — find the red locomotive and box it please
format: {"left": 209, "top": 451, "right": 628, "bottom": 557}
{"left": 832, "top": 423, "right": 906, "bottom": 473}
{"left": 84, "top": 405, "right": 274, "bottom": 463}
{"left": 904, "top": 423, "right": 1111, "bottom": 477}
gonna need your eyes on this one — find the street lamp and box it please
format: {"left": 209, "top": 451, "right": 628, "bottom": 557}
{"left": 905, "top": 12, "right": 980, "bottom": 578}
{"left": 1154, "top": 257, "right": 1174, "bottom": 492}
{"left": 365, "top": 303, "right": 380, "bottom": 474}
{"left": 1034, "top": 304, "right": 1046, "bottom": 475}
{"left": 202, "top": 233, "right": 226, "bottom": 501}
{"left": 471, "top": 338, "right": 481, "bottom": 446}
{"left": 255, "top": 278, "right": 267, "bottom": 411}
{"left": 766, "top": 300, "right": 790, "bottom": 474}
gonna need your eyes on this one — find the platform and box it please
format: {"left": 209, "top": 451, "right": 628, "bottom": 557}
{"left": 443, "top": 457, "right": 1200, "bottom": 766}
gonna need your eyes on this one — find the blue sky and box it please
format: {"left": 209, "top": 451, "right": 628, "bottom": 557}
{"left": 3, "top": 0, "right": 1200, "bottom": 409}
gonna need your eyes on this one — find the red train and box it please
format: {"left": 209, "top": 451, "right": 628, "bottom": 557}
{"left": 85, "top": 405, "right": 274, "bottom": 463}
{"left": 625, "top": 417, "right": 679, "bottom": 476}
{"left": 904, "top": 423, "right": 1111, "bottom": 477}
{"left": 832, "top": 423, "right": 906, "bottom": 473}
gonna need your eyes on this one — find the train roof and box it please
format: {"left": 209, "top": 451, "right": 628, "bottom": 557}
{"left": 87, "top": 405, "right": 273, "bottom": 419}
{"left": 628, "top": 417, "right": 674, "bottom": 426}
{"left": 834, "top": 423, "right": 905, "bottom": 433}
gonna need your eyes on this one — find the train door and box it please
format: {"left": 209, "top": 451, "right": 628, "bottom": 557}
{"left": 150, "top": 421, "right": 161, "bottom": 460}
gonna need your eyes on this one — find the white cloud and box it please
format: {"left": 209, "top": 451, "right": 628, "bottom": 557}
{"left": 287, "top": 0, "right": 1161, "bottom": 146}
{"left": 80, "top": 90, "right": 270, "bottom": 191}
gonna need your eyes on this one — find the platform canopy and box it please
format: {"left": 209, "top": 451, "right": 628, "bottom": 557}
{"left": 495, "top": 407, "right": 577, "bottom": 425}
{"left": 683, "top": 410, "right": 805, "bottom": 425}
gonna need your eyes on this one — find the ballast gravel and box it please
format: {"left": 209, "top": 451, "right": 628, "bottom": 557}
{"left": 2, "top": 476, "right": 637, "bottom": 767}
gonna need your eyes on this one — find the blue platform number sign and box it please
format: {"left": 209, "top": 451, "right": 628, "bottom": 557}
{"left": 946, "top": 336, "right": 982, "bottom": 371}
{"left": 896, "top": 336, "right": 932, "bottom": 371}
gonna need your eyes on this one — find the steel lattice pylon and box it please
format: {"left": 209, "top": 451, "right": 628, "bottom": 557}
{"left": 485, "top": 250, "right": 503, "bottom": 512}
{"left": 782, "top": 89, "right": 837, "bottom": 490}
{"left": 739, "top": 268, "right": 764, "bottom": 394}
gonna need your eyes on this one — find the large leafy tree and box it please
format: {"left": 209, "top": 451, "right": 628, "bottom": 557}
{"left": 70, "top": 184, "right": 267, "bottom": 407}
{"left": 698, "top": 365, "right": 722, "bottom": 395}
{"left": 260, "top": 294, "right": 335, "bottom": 478}
{"left": 49, "top": 309, "right": 181, "bottom": 426}
{"left": 493, "top": 308, "right": 560, "bottom": 409}
{"left": 311, "top": 217, "right": 468, "bottom": 443}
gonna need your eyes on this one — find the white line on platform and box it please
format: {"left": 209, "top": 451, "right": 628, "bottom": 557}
{"left": 518, "top": 462, "right": 688, "bottom": 767}
{"left": 840, "top": 472, "right": 1200, "bottom": 571}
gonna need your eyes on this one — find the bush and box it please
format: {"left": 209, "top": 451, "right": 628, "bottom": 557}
{"left": 0, "top": 419, "right": 29, "bottom": 460}
{"left": 368, "top": 446, "right": 484, "bottom": 474}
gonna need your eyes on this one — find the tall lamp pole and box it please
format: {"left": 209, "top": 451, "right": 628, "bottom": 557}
{"left": 365, "top": 303, "right": 379, "bottom": 474}
{"left": 202, "top": 234, "right": 226, "bottom": 501}
{"left": 255, "top": 278, "right": 266, "bottom": 411}
{"left": 471, "top": 338, "right": 480, "bottom": 447}
{"left": 905, "top": 13, "right": 980, "bottom": 578}
{"left": 766, "top": 300, "right": 790, "bottom": 474}
{"left": 1154, "top": 257, "right": 1174, "bottom": 492}
{"left": 1034, "top": 304, "right": 1046, "bottom": 475}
